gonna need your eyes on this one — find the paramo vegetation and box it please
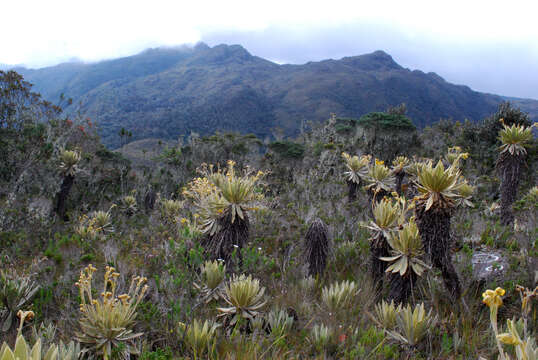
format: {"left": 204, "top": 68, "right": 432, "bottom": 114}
{"left": 0, "top": 70, "right": 537, "bottom": 359}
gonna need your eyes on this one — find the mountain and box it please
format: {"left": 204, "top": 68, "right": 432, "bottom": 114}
{"left": 13, "top": 43, "right": 538, "bottom": 148}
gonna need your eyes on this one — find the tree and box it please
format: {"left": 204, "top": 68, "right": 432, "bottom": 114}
{"left": 304, "top": 218, "right": 330, "bottom": 277}
{"left": 496, "top": 122, "right": 535, "bottom": 226}
{"left": 414, "top": 157, "right": 470, "bottom": 301}
{"left": 0, "top": 71, "right": 61, "bottom": 224}
{"left": 54, "top": 149, "right": 81, "bottom": 220}
{"left": 357, "top": 112, "right": 418, "bottom": 161}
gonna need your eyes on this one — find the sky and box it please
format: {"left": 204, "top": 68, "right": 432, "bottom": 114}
{"left": 2, "top": 0, "right": 538, "bottom": 99}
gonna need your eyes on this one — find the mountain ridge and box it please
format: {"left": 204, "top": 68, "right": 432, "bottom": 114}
{"left": 9, "top": 43, "right": 538, "bottom": 148}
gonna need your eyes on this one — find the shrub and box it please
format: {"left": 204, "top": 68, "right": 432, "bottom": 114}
{"left": 321, "top": 280, "right": 359, "bottom": 313}
{"left": 268, "top": 141, "right": 305, "bottom": 159}
{"left": 357, "top": 112, "right": 415, "bottom": 131}
{"left": 75, "top": 265, "right": 148, "bottom": 360}
{"left": 180, "top": 319, "right": 219, "bottom": 358}
{"left": 217, "top": 274, "right": 266, "bottom": 326}
{"left": 193, "top": 260, "right": 226, "bottom": 304}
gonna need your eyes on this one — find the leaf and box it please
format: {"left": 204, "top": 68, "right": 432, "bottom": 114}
{"left": 30, "top": 340, "right": 41, "bottom": 360}
{"left": 425, "top": 196, "right": 434, "bottom": 211}
{"left": 380, "top": 255, "right": 402, "bottom": 262}
{"left": 43, "top": 346, "right": 58, "bottom": 360}
{"left": 399, "top": 257, "right": 408, "bottom": 276}
{"left": 1, "top": 346, "right": 15, "bottom": 360}
{"left": 2, "top": 312, "right": 12, "bottom": 332}
{"left": 14, "top": 336, "right": 28, "bottom": 360}
{"left": 236, "top": 206, "right": 244, "bottom": 220}
{"left": 411, "top": 262, "right": 424, "bottom": 277}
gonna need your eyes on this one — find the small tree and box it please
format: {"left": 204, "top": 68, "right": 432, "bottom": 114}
{"left": 304, "top": 218, "right": 330, "bottom": 277}
{"left": 183, "top": 161, "right": 265, "bottom": 269}
{"left": 54, "top": 149, "right": 81, "bottom": 220}
{"left": 391, "top": 156, "right": 410, "bottom": 195}
{"left": 363, "top": 197, "right": 407, "bottom": 295}
{"left": 381, "top": 219, "right": 428, "bottom": 304}
{"left": 414, "top": 157, "right": 471, "bottom": 300}
{"left": 357, "top": 112, "right": 417, "bottom": 160}
{"left": 496, "top": 122, "right": 535, "bottom": 226}
{"left": 341, "top": 152, "right": 370, "bottom": 201}
{"left": 364, "top": 159, "right": 396, "bottom": 207}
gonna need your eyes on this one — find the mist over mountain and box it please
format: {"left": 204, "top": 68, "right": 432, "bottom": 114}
{"left": 13, "top": 43, "right": 538, "bottom": 148}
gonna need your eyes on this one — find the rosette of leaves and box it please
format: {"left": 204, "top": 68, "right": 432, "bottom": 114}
{"left": 415, "top": 160, "right": 462, "bottom": 211}
{"left": 341, "top": 152, "right": 370, "bottom": 201}
{"left": 217, "top": 274, "right": 266, "bottom": 326}
{"left": 75, "top": 265, "right": 148, "bottom": 360}
{"left": 391, "top": 156, "right": 410, "bottom": 195}
{"left": 321, "top": 280, "right": 359, "bottom": 314}
{"left": 119, "top": 195, "right": 137, "bottom": 216}
{"left": 498, "top": 123, "right": 535, "bottom": 156}
{"left": 89, "top": 209, "right": 114, "bottom": 235}
{"left": 308, "top": 324, "right": 334, "bottom": 354}
{"left": 444, "top": 146, "right": 469, "bottom": 168}
{"left": 405, "top": 158, "right": 427, "bottom": 189}
{"left": 267, "top": 308, "right": 294, "bottom": 340}
{"left": 363, "top": 197, "right": 407, "bottom": 292}
{"left": 29, "top": 323, "right": 80, "bottom": 360}
{"left": 193, "top": 260, "right": 226, "bottom": 304}
{"left": 387, "top": 303, "right": 435, "bottom": 348}
{"left": 414, "top": 159, "right": 468, "bottom": 299}
{"left": 374, "top": 300, "right": 401, "bottom": 330}
{"left": 54, "top": 149, "right": 81, "bottom": 220}
{"left": 184, "top": 161, "right": 265, "bottom": 266}
{"left": 58, "top": 149, "right": 81, "bottom": 177}
{"left": 56, "top": 341, "right": 80, "bottom": 360}
{"left": 496, "top": 122, "right": 536, "bottom": 226}
{"left": 382, "top": 220, "right": 427, "bottom": 277}
{"left": 0, "top": 334, "right": 66, "bottom": 360}
{"left": 0, "top": 271, "right": 39, "bottom": 332}
{"left": 196, "top": 191, "right": 227, "bottom": 236}
{"left": 159, "top": 199, "right": 184, "bottom": 226}
{"left": 364, "top": 160, "right": 396, "bottom": 203}
{"left": 381, "top": 219, "right": 428, "bottom": 304}
{"left": 454, "top": 180, "right": 474, "bottom": 208}
{"left": 180, "top": 319, "right": 219, "bottom": 359}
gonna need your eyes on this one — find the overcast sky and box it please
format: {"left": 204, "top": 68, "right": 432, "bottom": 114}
{"left": 2, "top": 0, "right": 537, "bottom": 99}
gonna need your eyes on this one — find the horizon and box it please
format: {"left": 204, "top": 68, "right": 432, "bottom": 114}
{"left": 3, "top": 42, "right": 537, "bottom": 102}
{"left": 2, "top": 0, "right": 538, "bottom": 99}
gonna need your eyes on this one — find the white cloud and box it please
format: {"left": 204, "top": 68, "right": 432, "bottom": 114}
{"left": 3, "top": 0, "right": 537, "bottom": 66}
{"left": 1, "top": 0, "right": 537, "bottom": 97}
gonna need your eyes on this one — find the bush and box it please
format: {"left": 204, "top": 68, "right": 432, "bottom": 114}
{"left": 268, "top": 140, "right": 305, "bottom": 159}
{"left": 357, "top": 112, "right": 416, "bottom": 131}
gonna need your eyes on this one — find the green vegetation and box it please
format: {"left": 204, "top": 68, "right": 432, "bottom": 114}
{"left": 15, "top": 45, "right": 536, "bottom": 148}
{"left": 0, "top": 71, "right": 536, "bottom": 359}
{"left": 357, "top": 112, "right": 416, "bottom": 131}
{"left": 268, "top": 141, "right": 305, "bottom": 159}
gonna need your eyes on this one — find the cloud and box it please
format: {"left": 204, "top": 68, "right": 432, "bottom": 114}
{"left": 202, "top": 22, "right": 538, "bottom": 99}
{"left": 1, "top": 0, "right": 537, "bottom": 98}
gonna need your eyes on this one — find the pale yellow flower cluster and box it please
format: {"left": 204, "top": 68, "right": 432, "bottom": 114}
{"left": 75, "top": 264, "right": 148, "bottom": 313}
{"left": 183, "top": 161, "right": 266, "bottom": 234}
{"left": 482, "top": 287, "right": 505, "bottom": 308}
{"left": 75, "top": 265, "right": 149, "bottom": 360}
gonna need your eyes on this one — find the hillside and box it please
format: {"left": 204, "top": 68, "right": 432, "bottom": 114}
{"left": 15, "top": 43, "right": 538, "bottom": 148}
{"left": 1, "top": 68, "right": 537, "bottom": 358}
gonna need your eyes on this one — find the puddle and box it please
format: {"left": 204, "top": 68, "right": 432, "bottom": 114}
{"left": 471, "top": 251, "right": 506, "bottom": 280}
